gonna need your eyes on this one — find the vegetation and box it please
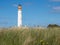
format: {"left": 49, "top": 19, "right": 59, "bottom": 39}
{"left": 47, "top": 24, "right": 60, "bottom": 28}
{"left": 0, "top": 27, "right": 60, "bottom": 45}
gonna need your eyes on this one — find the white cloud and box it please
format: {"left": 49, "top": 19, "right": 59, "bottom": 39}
{"left": 12, "top": 4, "right": 18, "bottom": 7}
{"left": 52, "top": 6, "right": 60, "bottom": 10}
{"left": 49, "top": 6, "right": 60, "bottom": 13}
{"left": 49, "top": 0, "right": 60, "bottom": 2}
{"left": 23, "top": 2, "right": 32, "bottom": 6}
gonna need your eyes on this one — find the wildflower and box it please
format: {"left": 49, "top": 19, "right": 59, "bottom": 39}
{"left": 42, "top": 43, "right": 45, "bottom": 45}
{"left": 46, "top": 42, "right": 48, "bottom": 45}
{"left": 40, "top": 40, "right": 43, "bottom": 42}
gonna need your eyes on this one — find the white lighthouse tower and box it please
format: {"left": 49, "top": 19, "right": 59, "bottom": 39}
{"left": 18, "top": 4, "right": 22, "bottom": 27}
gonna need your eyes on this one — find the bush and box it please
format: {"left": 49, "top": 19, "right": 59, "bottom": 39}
{"left": 47, "top": 24, "right": 60, "bottom": 28}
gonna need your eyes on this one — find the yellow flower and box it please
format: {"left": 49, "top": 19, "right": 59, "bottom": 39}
{"left": 40, "top": 40, "right": 43, "bottom": 42}
{"left": 46, "top": 42, "right": 48, "bottom": 44}
{"left": 42, "top": 43, "right": 45, "bottom": 45}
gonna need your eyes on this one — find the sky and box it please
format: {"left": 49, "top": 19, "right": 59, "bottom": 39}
{"left": 0, "top": 0, "right": 60, "bottom": 27}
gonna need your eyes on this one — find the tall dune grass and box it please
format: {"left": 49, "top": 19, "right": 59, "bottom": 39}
{"left": 0, "top": 27, "right": 60, "bottom": 45}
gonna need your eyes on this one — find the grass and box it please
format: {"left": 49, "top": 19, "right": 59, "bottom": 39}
{"left": 0, "top": 27, "right": 60, "bottom": 45}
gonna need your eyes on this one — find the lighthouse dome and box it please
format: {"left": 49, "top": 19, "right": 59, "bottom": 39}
{"left": 18, "top": 4, "right": 22, "bottom": 6}
{"left": 18, "top": 4, "right": 22, "bottom": 10}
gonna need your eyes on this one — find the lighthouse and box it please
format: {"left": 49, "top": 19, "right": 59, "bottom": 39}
{"left": 18, "top": 4, "right": 22, "bottom": 27}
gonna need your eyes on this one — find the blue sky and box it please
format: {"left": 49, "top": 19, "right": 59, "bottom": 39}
{"left": 0, "top": 0, "right": 60, "bottom": 27}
